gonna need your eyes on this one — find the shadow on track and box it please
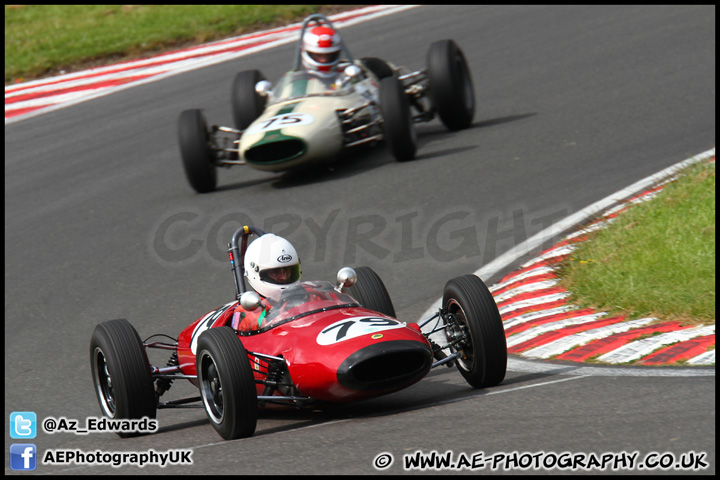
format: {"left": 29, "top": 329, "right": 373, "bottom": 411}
{"left": 208, "top": 112, "right": 537, "bottom": 192}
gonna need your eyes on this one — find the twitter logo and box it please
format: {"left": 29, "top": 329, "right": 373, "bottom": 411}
{"left": 10, "top": 412, "right": 37, "bottom": 439}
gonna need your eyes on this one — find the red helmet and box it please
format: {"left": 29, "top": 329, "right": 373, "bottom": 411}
{"left": 301, "top": 26, "right": 342, "bottom": 76}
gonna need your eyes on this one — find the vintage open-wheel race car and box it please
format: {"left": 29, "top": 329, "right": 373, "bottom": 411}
{"left": 178, "top": 13, "right": 476, "bottom": 193}
{"left": 90, "top": 225, "right": 507, "bottom": 440}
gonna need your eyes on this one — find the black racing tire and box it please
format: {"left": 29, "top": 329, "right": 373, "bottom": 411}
{"left": 90, "top": 319, "right": 157, "bottom": 437}
{"left": 178, "top": 109, "right": 217, "bottom": 193}
{"left": 231, "top": 70, "right": 267, "bottom": 130}
{"left": 361, "top": 57, "right": 394, "bottom": 80}
{"left": 379, "top": 76, "right": 417, "bottom": 162}
{"left": 346, "top": 266, "right": 397, "bottom": 318}
{"left": 426, "top": 39, "right": 475, "bottom": 130}
{"left": 442, "top": 275, "right": 507, "bottom": 388}
{"left": 197, "top": 327, "right": 257, "bottom": 440}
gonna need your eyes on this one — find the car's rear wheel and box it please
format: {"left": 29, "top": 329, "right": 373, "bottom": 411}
{"left": 442, "top": 275, "right": 507, "bottom": 388}
{"left": 379, "top": 76, "right": 417, "bottom": 162}
{"left": 197, "top": 327, "right": 257, "bottom": 440}
{"left": 90, "top": 319, "right": 157, "bottom": 437}
{"left": 346, "top": 266, "right": 397, "bottom": 318}
{"left": 178, "top": 109, "right": 217, "bottom": 193}
{"left": 427, "top": 39, "right": 475, "bottom": 130}
{"left": 231, "top": 70, "right": 267, "bottom": 130}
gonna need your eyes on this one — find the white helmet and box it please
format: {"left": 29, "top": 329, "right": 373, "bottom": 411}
{"left": 301, "top": 25, "right": 342, "bottom": 77}
{"left": 244, "top": 234, "right": 301, "bottom": 298}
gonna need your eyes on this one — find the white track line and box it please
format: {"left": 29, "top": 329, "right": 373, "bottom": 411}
{"left": 188, "top": 375, "right": 592, "bottom": 449}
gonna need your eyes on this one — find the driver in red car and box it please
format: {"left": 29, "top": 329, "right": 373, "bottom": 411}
{"left": 232, "top": 233, "right": 302, "bottom": 332}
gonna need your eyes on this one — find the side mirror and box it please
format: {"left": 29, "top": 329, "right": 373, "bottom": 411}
{"left": 240, "top": 291, "right": 263, "bottom": 311}
{"left": 339, "top": 65, "right": 363, "bottom": 88}
{"left": 255, "top": 80, "right": 272, "bottom": 97}
{"left": 343, "top": 64, "right": 362, "bottom": 79}
{"left": 336, "top": 267, "right": 357, "bottom": 291}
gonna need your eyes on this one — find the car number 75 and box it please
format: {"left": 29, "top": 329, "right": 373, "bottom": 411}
{"left": 247, "top": 113, "right": 314, "bottom": 134}
{"left": 317, "top": 317, "right": 404, "bottom": 345}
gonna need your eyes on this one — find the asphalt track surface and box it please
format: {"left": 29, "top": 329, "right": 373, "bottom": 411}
{"left": 4, "top": 5, "right": 715, "bottom": 475}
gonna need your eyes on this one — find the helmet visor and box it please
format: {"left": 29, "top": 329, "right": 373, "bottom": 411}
{"left": 259, "top": 264, "right": 301, "bottom": 285}
{"left": 308, "top": 50, "right": 340, "bottom": 65}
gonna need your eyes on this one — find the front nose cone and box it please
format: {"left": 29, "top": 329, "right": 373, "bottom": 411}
{"left": 336, "top": 340, "right": 433, "bottom": 392}
{"left": 244, "top": 137, "right": 306, "bottom": 164}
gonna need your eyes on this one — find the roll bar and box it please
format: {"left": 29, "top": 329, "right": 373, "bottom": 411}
{"left": 228, "top": 225, "right": 265, "bottom": 299}
{"left": 292, "top": 13, "right": 354, "bottom": 71}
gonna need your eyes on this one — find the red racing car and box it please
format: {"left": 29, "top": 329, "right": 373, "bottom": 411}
{"left": 90, "top": 226, "right": 507, "bottom": 440}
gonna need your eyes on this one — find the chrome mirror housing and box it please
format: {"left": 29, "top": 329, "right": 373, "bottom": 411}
{"left": 339, "top": 65, "right": 363, "bottom": 88}
{"left": 343, "top": 64, "right": 362, "bottom": 78}
{"left": 240, "top": 291, "right": 263, "bottom": 311}
{"left": 336, "top": 267, "right": 357, "bottom": 291}
{"left": 255, "top": 80, "right": 272, "bottom": 97}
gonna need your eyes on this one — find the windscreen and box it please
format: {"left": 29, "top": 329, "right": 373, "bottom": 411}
{"left": 260, "top": 281, "right": 360, "bottom": 329}
{"left": 271, "top": 71, "right": 352, "bottom": 101}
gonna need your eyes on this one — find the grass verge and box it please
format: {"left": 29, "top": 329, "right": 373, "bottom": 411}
{"left": 557, "top": 160, "right": 715, "bottom": 326}
{"left": 5, "top": 5, "right": 359, "bottom": 84}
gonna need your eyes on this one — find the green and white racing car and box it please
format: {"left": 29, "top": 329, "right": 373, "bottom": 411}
{"left": 178, "top": 13, "right": 475, "bottom": 193}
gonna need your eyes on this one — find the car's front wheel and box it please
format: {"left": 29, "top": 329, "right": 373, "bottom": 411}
{"left": 178, "top": 109, "right": 217, "bottom": 193}
{"left": 442, "top": 275, "right": 507, "bottom": 388}
{"left": 379, "top": 76, "right": 417, "bottom": 162}
{"left": 197, "top": 327, "right": 257, "bottom": 440}
{"left": 89, "top": 319, "right": 157, "bottom": 437}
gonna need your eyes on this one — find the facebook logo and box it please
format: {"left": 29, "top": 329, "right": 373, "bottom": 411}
{"left": 10, "top": 411, "right": 37, "bottom": 439}
{"left": 10, "top": 444, "right": 37, "bottom": 471}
